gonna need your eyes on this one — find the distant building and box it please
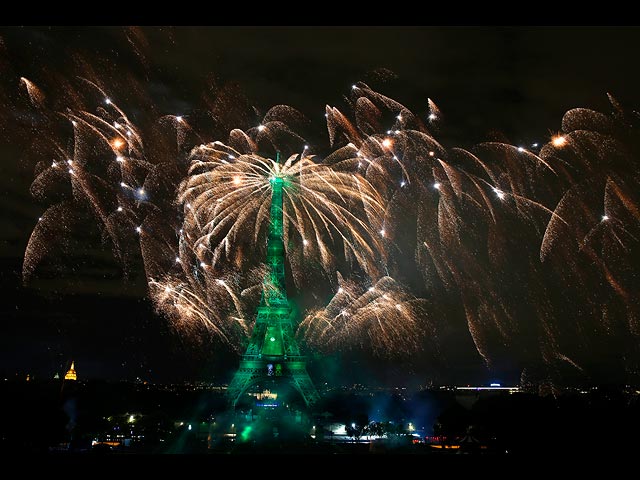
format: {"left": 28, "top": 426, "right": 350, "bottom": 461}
{"left": 64, "top": 361, "right": 77, "bottom": 381}
{"left": 455, "top": 384, "right": 519, "bottom": 393}
{"left": 453, "top": 384, "right": 519, "bottom": 409}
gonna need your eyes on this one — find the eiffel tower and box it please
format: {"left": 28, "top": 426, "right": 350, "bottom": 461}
{"left": 226, "top": 153, "right": 320, "bottom": 409}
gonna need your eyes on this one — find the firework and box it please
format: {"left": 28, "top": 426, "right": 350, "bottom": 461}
{"left": 299, "top": 275, "right": 436, "bottom": 357}
{"left": 178, "top": 147, "right": 386, "bottom": 282}
{"left": 16, "top": 64, "right": 640, "bottom": 385}
{"left": 327, "top": 83, "right": 640, "bottom": 384}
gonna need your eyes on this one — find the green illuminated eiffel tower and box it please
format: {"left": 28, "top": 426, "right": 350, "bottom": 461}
{"left": 226, "top": 153, "right": 320, "bottom": 409}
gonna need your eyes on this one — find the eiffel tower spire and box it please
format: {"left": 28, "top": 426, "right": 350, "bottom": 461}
{"left": 227, "top": 152, "right": 320, "bottom": 408}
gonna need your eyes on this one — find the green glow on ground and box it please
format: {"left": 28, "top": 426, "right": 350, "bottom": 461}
{"left": 240, "top": 425, "right": 253, "bottom": 442}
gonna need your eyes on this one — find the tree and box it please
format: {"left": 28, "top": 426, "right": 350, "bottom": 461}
{"left": 345, "top": 423, "right": 364, "bottom": 442}
{"left": 364, "top": 421, "right": 385, "bottom": 439}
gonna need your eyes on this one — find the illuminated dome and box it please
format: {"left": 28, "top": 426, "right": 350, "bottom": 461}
{"left": 64, "top": 361, "right": 77, "bottom": 381}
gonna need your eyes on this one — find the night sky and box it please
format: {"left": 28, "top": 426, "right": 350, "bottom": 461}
{"left": 2, "top": 26, "right": 640, "bottom": 385}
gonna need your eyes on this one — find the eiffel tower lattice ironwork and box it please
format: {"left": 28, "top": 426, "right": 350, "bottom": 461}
{"left": 226, "top": 153, "right": 320, "bottom": 409}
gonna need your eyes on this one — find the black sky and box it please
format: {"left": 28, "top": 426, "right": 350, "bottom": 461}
{"left": 2, "top": 26, "right": 640, "bottom": 385}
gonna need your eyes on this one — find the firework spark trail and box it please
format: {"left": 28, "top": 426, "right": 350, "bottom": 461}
{"left": 19, "top": 77, "right": 45, "bottom": 107}
{"left": 298, "top": 276, "right": 431, "bottom": 356}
